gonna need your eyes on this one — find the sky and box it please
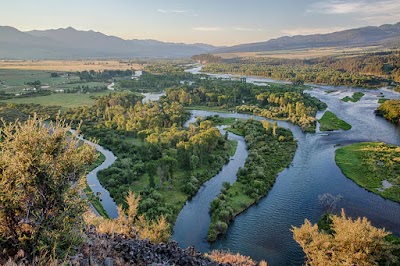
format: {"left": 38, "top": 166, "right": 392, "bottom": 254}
{"left": 1, "top": 0, "right": 400, "bottom": 46}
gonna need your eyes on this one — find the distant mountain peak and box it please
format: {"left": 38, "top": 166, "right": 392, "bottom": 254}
{"left": 0, "top": 25, "right": 219, "bottom": 59}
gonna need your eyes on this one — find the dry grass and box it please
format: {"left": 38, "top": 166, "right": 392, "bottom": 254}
{"left": 216, "top": 45, "right": 386, "bottom": 60}
{"left": 0, "top": 60, "right": 144, "bottom": 72}
{"left": 206, "top": 250, "right": 267, "bottom": 266}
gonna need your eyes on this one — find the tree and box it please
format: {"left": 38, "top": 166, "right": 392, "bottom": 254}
{"left": 292, "top": 210, "right": 397, "bottom": 266}
{"left": 0, "top": 116, "right": 97, "bottom": 260}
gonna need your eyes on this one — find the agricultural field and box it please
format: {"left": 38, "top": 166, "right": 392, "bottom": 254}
{"left": 0, "top": 60, "right": 143, "bottom": 72}
{"left": 215, "top": 45, "right": 386, "bottom": 60}
{"left": 1, "top": 91, "right": 118, "bottom": 109}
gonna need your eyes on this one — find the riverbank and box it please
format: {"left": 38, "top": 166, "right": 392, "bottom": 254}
{"left": 335, "top": 142, "right": 400, "bottom": 202}
{"left": 208, "top": 120, "right": 297, "bottom": 241}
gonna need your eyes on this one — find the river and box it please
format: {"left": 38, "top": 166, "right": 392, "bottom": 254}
{"left": 86, "top": 68, "right": 400, "bottom": 265}
{"left": 172, "top": 124, "right": 248, "bottom": 251}
{"left": 72, "top": 130, "right": 119, "bottom": 219}
{"left": 171, "top": 66, "right": 400, "bottom": 265}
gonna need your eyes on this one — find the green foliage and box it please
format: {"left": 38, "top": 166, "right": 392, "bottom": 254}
{"left": 335, "top": 142, "right": 400, "bottom": 202}
{"left": 341, "top": 92, "right": 365, "bottom": 102}
{"left": 118, "top": 71, "right": 199, "bottom": 93}
{"left": 208, "top": 120, "right": 297, "bottom": 241}
{"left": 378, "top": 98, "right": 389, "bottom": 104}
{"left": 166, "top": 78, "right": 326, "bottom": 132}
{"left": 77, "top": 69, "right": 133, "bottom": 82}
{"left": 0, "top": 117, "right": 97, "bottom": 260}
{"left": 64, "top": 93, "right": 236, "bottom": 225}
{"left": 2, "top": 91, "right": 123, "bottom": 109}
{"left": 201, "top": 52, "right": 400, "bottom": 88}
{"left": 318, "top": 111, "right": 352, "bottom": 131}
{"left": 377, "top": 99, "right": 400, "bottom": 124}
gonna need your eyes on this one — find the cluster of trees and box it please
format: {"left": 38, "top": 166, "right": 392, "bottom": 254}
{"left": 208, "top": 119, "right": 297, "bottom": 241}
{"left": 63, "top": 84, "right": 107, "bottom": 93}
{"left": 376, "top": 99, "right": 400, "bottom": 124}
{"left": 77, "top": 69, "right": 133, "bottom": 82}
{"left": 63, "top": 93, "right": 234, "bottom": 223}
{"left": 166, "top": 79, "right": 326, "bottom": 132}
{"left": 143, "top": 62, "right": 187, "bottom": 74}
{"left": 192, "top": 54, "right": 222, "bottom": 64}
{"left": 0, "top": 103, "right": 61, "bottom": 122}
{"left": 25, "top": 80, "right": 41, "bottom": 87}
{"left": 118, "top": 72, "right": 199, "bottom": 93}
{"left": 199, "top": 51, "right": 400, "bottom": 88}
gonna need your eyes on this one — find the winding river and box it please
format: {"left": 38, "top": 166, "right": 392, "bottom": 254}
{"left": 172, "top": 67, "right": 400, "bottom": 265}
{"left": 172, "top": 124, "right": 248, "bottom": 251}
{"left": 73, "top": 130, "right": 119, "bottom": 219}
{"left": 87, "top": 68, "right": 400, "bottom": 265}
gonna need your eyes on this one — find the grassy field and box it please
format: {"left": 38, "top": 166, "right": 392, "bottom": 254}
{"left": 335, "top": 142, "right": 400, "bottom": 202}
{"left": 318, "top": 111, "right": 352, "bottom": 131}
{"left": 215, "top": 45, "right": 386, "bottom": 60}
{"left": 0, "top": 91, "right": 117, "bottom": 109}
{"left": 342, "top": 92, "right": 365, "bottom": 102}
{"left": 0, "top": 69, "right": 110, "bottom": 95}
{"left": 378, "top": 98, "right": 389, "bottom": 104}
{"left": 0, "top": 60, "right": 143, "bottom": 72}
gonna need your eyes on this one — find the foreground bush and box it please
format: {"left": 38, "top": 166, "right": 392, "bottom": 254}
{"left": 292, "top": 210, "right": 397, "bottom": 266}
{"left": 84, "top": 191, "right": 170, "bottom": 244}
{"left": 206, "top": 250, "right": 267, "bottom": 266}
{"left": 0, "top": 116, "right": 97, "bottom": 261}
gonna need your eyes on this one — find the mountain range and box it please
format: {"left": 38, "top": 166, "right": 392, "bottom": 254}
{"left": 0, "top": 23, "right": 399, "bottom": 59}
{"left": 0, "top": 26, "right": 218, "bottom": 59}
{"left": 213, "top": 22, "right": 400, "bottom": 54}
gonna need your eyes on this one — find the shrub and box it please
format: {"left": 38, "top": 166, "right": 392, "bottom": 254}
{"left": 0, "top": 116, "right": 97, "bottom": 260}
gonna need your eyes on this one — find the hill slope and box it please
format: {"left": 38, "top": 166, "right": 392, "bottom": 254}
{"left": 214, "top": 22, "right": 400, "bottom": 54}
{"left": 0, "top": 26, "right": 217, "bottom": 59}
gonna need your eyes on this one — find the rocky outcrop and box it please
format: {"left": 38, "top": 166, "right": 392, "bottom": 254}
{"left": 70, "top": 227, "right": 222, "bottom": 266}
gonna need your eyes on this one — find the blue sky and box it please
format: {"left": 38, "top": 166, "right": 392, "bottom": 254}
{"left": 1, "top": 0, "right": 400, "bottom": 45}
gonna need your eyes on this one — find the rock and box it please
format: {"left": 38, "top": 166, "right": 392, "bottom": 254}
{"left": 104, "top": 257, "right": 113, "bottom": 266}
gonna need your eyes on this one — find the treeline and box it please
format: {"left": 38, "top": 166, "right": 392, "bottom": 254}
{"left": 208, "top": 119, "right": 297, "bottom": 241}
{"left": 77, "top": 69, "right": 133, "bottom": 82}
{"left": 0, "top": 102, "right": 60, "bottom": 123}
{"left": 376, "top": 99, "right": 400, "bottom": 124}
{"left": 144, "top": 62, "right": 186, "bottom": 74}
{"left": 64, "top": 84, "right": 108, "bottom": 93}
{"left": 63, "top": 93, "right": 234, "bottom": 223}
{"left": 118, "top": 72, "right": 200, "bottom": 93}
{"left": 197, "top": 51, "right": 400, "bottom": 88}
{"left": 192, "top": 54, "right": 222, "bottom": 64}
{"left": 166, "top": 79, "right": 326, "bottom": 132}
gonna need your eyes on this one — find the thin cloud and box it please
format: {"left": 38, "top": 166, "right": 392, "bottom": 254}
{"left": 193, "top": 27, "right": 223, "bottom": 32}
{"left": 157, "top": 9, "right": 187, "bottom": 14}
{"left": 233, "top": 27, "right": 263, "bottom": 32}
{"left": 307, "top": 0, "right": 400, "bottom": 15}
{"left": 281, "top": 27, "right": 347, "bottom": 36}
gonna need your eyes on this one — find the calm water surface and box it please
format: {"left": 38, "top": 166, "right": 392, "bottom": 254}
{"left": 87, "top": 69, "right": 400, "bottom": 265}
{"left": 172, "top": 67, "right": 400, "bottom": 265}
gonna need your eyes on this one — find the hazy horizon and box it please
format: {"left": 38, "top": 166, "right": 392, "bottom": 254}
{"left": 2, "top": 0, "right": 400, "bottom": 46}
